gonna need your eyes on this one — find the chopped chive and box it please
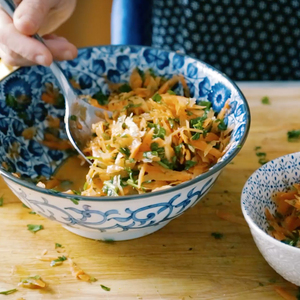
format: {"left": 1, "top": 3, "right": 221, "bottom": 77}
{"left": 261, "top": 96, "right": 270, "bottom": 105}
{"left": 27, "top": 224, "right": 43, "bottom": 233}
{"left": 100, "top": 284, "right": 111, "bottom": 291}
{"left": 0, "top": 288, "right": 18, "bottom": 295}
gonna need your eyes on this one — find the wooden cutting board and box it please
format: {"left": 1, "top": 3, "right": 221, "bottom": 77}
{"left": 0, "top": 83, "right": 299, "bottom": 300}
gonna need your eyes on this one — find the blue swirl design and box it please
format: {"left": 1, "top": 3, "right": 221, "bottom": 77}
{"left": 8, "top": 178, "right": 214, "bottom": 232}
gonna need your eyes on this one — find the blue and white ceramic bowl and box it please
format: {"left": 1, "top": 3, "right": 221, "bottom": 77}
{"left": 0, "top": 45, "right": 250, "bottom": 241}
{"left": 242, "top": 152, "right": 300, "bottom": 285}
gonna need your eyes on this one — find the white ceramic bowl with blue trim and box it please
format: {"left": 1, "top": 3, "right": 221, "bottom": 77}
{"left": 0, "top": 45, "right": 250, "bottom": 241}
{"left": 241, "top": 152, "right": 300, "bottom": 285}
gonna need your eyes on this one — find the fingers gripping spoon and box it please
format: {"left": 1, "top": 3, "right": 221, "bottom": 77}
{"left": 0, "top": 0, "right": 113, "bottom": 165}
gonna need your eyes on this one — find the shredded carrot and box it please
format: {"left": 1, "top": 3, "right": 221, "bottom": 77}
{"left": 39, "top": 69, "right": 231, "bottom": 197}
{"left": 274, "top": 286, "right": 297, "bottom": 300}
{"left": 266, "top": 184, "right": 300, "bottom": 247}
{"left": 68, "top": 258, "right": 92, "bottom": 281}
{"left": 216, "top": 210, "right": 246, "bottom": 225}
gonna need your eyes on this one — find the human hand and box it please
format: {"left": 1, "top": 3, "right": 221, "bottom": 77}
{"left": 0, "top": 0, "right": 77, "bottom": 66}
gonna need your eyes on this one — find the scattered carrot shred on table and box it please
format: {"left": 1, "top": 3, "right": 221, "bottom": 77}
{"left": 18, "top": 275, "right": 46, "bottom": 289}
{"left": 68, "top": 258, "right": 92, "bottom": 282}
{"left": 274, "top": 286, "right": 298, "bottom": 300}
{"left": 216, "top": 210, "right": 246, "bottom": 225}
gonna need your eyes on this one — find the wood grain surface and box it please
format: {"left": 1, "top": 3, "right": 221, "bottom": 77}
{"left": 0, "top": 83, "right": 299, "bottom": 300}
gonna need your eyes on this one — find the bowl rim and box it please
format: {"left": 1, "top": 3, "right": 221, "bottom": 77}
{"left": 0, "top": 44, "right": 251, "bottom": 202}
{"left": 241, "top": 151, "right": 300, "bottom": 253}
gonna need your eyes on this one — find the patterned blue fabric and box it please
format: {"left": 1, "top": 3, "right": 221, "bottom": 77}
{"left": 111, "top": 0, "right": 300, "bottom": 81}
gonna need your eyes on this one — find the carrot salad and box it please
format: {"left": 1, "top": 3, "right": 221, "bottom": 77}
{"left": 79, "top": 68, "right": 232, "bottom": 197}
{"left": 266, "top": 183, "right": 300, "bottom": 247}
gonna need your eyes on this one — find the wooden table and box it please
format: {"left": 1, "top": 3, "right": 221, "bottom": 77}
{"left": 0, "top": 68, "right": 299, "bottom": 299}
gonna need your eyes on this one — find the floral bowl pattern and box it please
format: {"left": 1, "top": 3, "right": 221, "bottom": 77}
{"left": 0, "top": 45, "right": 250, "bottom": 241}
{"left": 241, "top": 152, "right": 300, "bottom": 285}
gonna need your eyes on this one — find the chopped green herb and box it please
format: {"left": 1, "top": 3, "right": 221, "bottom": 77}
{"left": 0, "top": 196, "right": 3, "bottom": 206}
{"left": 103, "top": 239, "right": 115, "bottom": 243}
{"left": 237, "top": 144, "right": 242, "bottom": 149}
{"left": 90, "top": 277, "right": 98, "bottom": 282}
{"left": 186, "top": 110, "right": 193, "bottom": 116}
{"left": 100, "top": 284, "right": 111, "bottom": 292}
{"left": 254, "top": 147, "right": 268, "bottom": 165}
{"left": 211, "top": 232, "right": 224, "bottom": 239}
{"left": 198, "top": 100, "right": 211, "bottom": 109}
{"left": 119, "top": 147, "right": 131, "bottom": 158}
{"left": 50, "top": 255, "right": 67, "bottom": 267}
{"left": 148, "top": 123, "right": 166, "bottom": 139}
{"left": 150, "top": 143, "right": 165, "bottom": 156}
{"left": 190, "top": 115, "right": 207, "bottom": 130}
{"left": 55, "top": 243, "right": 62, "bottom": 248}
{"left": 0, "top": 288, "right": 18, "bottom": 295}
{"left": 22, "top": 203, "right": 29, "bottom": 208}
{"left": 167, "top": 90, "right": 176, "bottom": 95}
{"left": 143, "top": 151, "right": 158, "bottom": 160}
{"left": 22, "top": 275, "right": 41, "bottom": 282}
{"left": 258, "top": 282, "right": 264, "bottom": 287}
{"left": 174, "top": 144, "right": 184, "bottom": 157}
{"left": 168, "top": 117, "right": 179, "bottom": 129}
{"left": 126, "top": 179, "right": 140, "bottom": 189}
{"left": 261, "top": 96, "right": 270, "bottom": 105}
{"left": 148, "top": 68, "right": 156, "bottom": 77}
{"left": 72, "top": 190, "right": 81, "bottom": 195}
{"left": 217, "top": 119, "right": 227, "bottom": 131}
{"left": 83, "top": 181, "right": 88, "bottom": 191}
{"left": 136, "top": 68, "right": 145, "bottom": 81}
{"left": 70, "top": 198, "right": 79, "bottom": 205}
{"left": 287, "top": 130, "right": 300, "bottom": 142}
{"left": 128, "top": 158, "right": 136, "bottom": 164}
{"left": 5, "top": 94, "right": 17, "bottom": 109}
{"left": 268, "top": 278, "right": 277, "bottom": 283}
{"left": 103, "top": 179, "right": 119, "bottom": 196}
{"left": 119, "top": 83, "right": 132, "bottom": 93}
{"left": 152, "top": 93, "right": 162, "bottom": 103}
{"left": 157, "top": 161, "right": 172, "bottom": 169}
{"left": 124, "top": 103, "right": 142, "bottom": 110}
{"left": 185, "top": 160, "right": 197, "bottom": 170}
{"left": 92, "top": 90, "right": 109, "bottom": 106}
{"left": 102, "top": 132, "right": 110, "bottom": 140}
{"left": 29, "top": 211, "right": 36, "bottom": 215}
{"left": 27, "top": 224, "right": 43, "bottom": 233}
{"left": 275, "top": 211, "right": 283, "bottom": 220}
{"left": 258, "top": 158, "right": 268, "bottom": 165}
{"left": 254, "top": 146, "right": 261, "bottom": 151}
{"left": 191, "top": 132, "right": 200, "bottom": 140}
{"left": 70, "top": 115, "right": 77, "bottom": 121}
{"left": 256, "top": 152, "right": 266, "bottom": 157}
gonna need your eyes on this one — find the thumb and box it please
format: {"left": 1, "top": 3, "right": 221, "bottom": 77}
{"left": 13, "top": 0, "right": 60, "bottom": 35}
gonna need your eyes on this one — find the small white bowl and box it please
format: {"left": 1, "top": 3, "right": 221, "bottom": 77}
{"left": 241, "top": 152, "right": 300, "bottom": 286}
